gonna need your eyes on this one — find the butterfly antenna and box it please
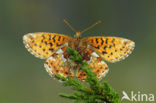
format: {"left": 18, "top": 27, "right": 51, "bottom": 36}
{"left": 81, "top": 21, "right": 101, "bottom": 34}
{"left": 64, "top": 19, "right": 77, "bottom": 32}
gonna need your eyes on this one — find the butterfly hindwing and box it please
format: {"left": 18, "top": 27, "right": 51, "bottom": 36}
{"left": 44, "top": 45, "right": 74, "bottom": 78}
{"left": 76, "top": 48, "right": 109, "bottom": 80}
{"left": 84, "top": 37, "right": 135, "bottom": 63}
{"left": 23, "top": 32, "right": 72, "bottom": 59}
{"left": 89, "top": 52, "right": 109, "bottom": 80}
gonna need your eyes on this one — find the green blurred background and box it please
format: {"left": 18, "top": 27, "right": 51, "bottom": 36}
{"left": 0, "top": 0, "right": 156, "bottom": 103}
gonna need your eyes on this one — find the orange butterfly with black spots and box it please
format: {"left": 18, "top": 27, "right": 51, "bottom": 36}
{"left": 23, "top": 20, "right": 135, "bottom": 81}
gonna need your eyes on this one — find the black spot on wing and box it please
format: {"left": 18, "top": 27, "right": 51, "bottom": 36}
{"left": 49, "top": 43, "right": 53, "bottom": 47}
{"left": 101, "top": 38, "right": 104, "bottom": 45}
{"left": 52, "top": 35, "right": 56, "bottom": 42}
{"left": 49, "top": 35, "right": 52, "bottom": 40}
{"left": 102, "top": 51, "right": 107, "bottom": 55}
{"left": 49, "top": 48, "right": 54, "bottom": 51}
{"left": 45, "top": 41, "right": 47, "bottom": 45}
{"left": 94, "top": 45, "right": 100, "bottom": 49}
{"left": 104, "top": 46, "right": 107, "bottom": 50}
{"left": 113, "top": 44, "right": 116, "bottom": 47}
{"left": 105, "top": 38, "right": 108, "bottom": 44}
{"left": 96, "top": 38, "right": 99, "bottom": 43}
{"left": 58, "top": 36, "right": 61, "bottom": 41}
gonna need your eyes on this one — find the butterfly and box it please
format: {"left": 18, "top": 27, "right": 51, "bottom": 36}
{"left": 23, "top": 20, "right": 135, "bottom": 81}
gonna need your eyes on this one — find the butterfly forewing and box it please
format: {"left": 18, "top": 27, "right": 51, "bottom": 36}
{"left": 23, "top": 32, "right": 72, "bottom": 59}
{"left": 84, "top": 37, "right": 135, "bottom": 63}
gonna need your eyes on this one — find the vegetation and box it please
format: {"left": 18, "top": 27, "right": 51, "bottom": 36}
{"left": 55, "top": 48, "right": 120, "bottom": 103}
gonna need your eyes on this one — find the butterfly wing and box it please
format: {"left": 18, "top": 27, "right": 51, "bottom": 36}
{"left": 83, "top": 37, "right": 135, "bottom": 63}
{"left": 76, "top": 48, "right": 109, "bottom": 80}
{"left": 23, "top": 32, "right": 72, "bottom": 59}
{"left": 44, "top": 46, "right": 74, "bottom": 78}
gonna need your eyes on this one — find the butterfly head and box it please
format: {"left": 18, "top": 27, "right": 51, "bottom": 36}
{"left": 75, "top": 30, "right": 81, "bottom": 39}
{"left": 64, "top": 19, "right": 101, "bottom": 39}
